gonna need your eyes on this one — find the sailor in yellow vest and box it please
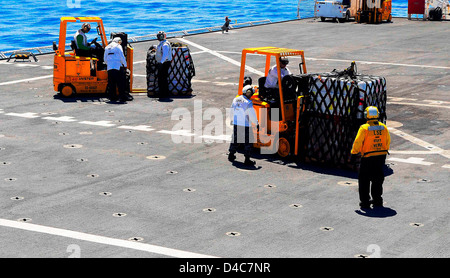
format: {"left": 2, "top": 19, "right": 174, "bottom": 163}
{"left": 351, "top": 106, "right": 391, "bottom": 209}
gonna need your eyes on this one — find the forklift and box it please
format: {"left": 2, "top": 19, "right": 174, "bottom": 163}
{"left": 355, "top": 0, "right": 392, "bottom": 23}
{"left": 237, "top": 47, "right": 308, "bottom": 158}
{"left": 53, "top": 17, "right": 143, "bottom": 97}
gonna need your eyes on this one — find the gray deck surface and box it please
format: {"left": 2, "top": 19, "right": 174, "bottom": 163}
{"left": 0, "top": 17, "right": 448, "bottom": 259}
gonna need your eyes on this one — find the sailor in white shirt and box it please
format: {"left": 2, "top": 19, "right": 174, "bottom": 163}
{"left": 156, "top": 31, "right": 172, "bottom": 100}
{"left": 103, "top": 37, "right": 132, "bottom": 102}
{"left": 228, "top": 85, "right": 259, "bottom": 166}
{"left": 264, "top": 57, "right": 291, "bottom": 89}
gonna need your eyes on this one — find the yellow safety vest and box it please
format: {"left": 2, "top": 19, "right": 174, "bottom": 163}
{"left": 351, "top": 121, "right": 391, "bottom": 158}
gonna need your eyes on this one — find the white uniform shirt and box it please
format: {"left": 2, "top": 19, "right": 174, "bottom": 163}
{"left": 103, "top": 42, "right": 127, "bottom": 71}
{"left": 230, "top": 95, "right": 259, "bottom": 127}
{"left": 156, "top": 40, "right": 172, "bottom": 63}
{"left": 264, "top": 65, "right": 292, "bottom": 88}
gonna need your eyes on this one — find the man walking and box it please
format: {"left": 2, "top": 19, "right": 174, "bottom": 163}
{"left": 228, "top": 85, "right": 259, "bottom": 166}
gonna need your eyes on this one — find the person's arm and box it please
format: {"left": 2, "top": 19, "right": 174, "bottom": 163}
{"left": 118, "top": 45, "right": 127, "bottom": 67}
{"left": 103, "top": 48, "right": 108, "bottom": 64}
{"left": 247, "top": 103, "right": 259, "bottom": 126}
{"left": 351, "top": 127, "right": 365, "bottom": 155}
{"left": 385, "top": 126, "right": 391, "bottom": 151}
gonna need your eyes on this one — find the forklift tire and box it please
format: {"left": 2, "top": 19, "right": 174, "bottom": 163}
{"left": 338, "top": 11, "right": 349, "bottom": 23}
{"left": 60, "top": 84, "right": 75, "bottom": 98}
{"left": 277, "top": 137, "right": 291, "bottom": 158}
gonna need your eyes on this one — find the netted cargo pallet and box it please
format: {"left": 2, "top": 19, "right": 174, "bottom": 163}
{"left": 146, "top": 44, "right": 195, "bottom": 96}
{"left": 299, "top": 72, "right": 387, "bottom": 167}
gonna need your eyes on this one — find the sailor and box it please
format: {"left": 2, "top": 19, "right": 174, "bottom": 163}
{"left": 103, "top": 37, "right": 133, "bottom": 102}
{"left": 74, "top": 23, "right": 96, "bottom": 56}
{"left": 351, "top": 106, "right": 391, "bottom": 209}
{"left": 155, "top": 31, "right": 172, "bottom": 100}
{"left": 228, "top": 85, "right": 259, "bottom": 166}
{"left": 264, "top": 56, "right": 292, "bottom": 90}
{"left": 222, "top": 16, "right": 232, "bottom": 33}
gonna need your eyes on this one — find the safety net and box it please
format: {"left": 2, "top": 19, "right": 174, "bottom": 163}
{"left": 297, "top": 70, "right": 387, "bottom": 168}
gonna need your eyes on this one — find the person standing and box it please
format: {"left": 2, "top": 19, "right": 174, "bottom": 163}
{"left": 155, "top": 31, "right": 172, "bottom": 100}
{"left": 103, "top": 37, "right": 133, "bottom": 102}
{"left": 351, "top": 106, "right": 391, "bottom": 209}
{"left": 228, "top": 85, "right": 259, "bottom": 166}
{"left": 222, "top": 16, "right": 232, "bottom": 33}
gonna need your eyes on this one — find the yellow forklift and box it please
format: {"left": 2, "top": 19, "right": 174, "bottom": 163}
{"left": 237, "top": 47, "right": 308, "bottom": 158}
{"left": 53, "top": 17, "right": 143, "bottom": 97}
{"left": 355, "top": 0, "right": 392, "bottom": 23}
{"left": 238, "top": 47, "right": 388, "bottom": 169}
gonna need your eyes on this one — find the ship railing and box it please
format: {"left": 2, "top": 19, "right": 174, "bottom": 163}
{"left": 0, "top": 19, "right": 272, "bottom": 60}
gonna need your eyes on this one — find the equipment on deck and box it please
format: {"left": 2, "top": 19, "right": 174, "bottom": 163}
{"left": 315, "top": 0, "right": 357, "bottom": 23}
{"left": 238, "top": 47, "right": 387, "bottom": 168}
{"left": 6, "top": 51, "right": 38, "bottom": 63}
{"left": 355, "top": 0, "right": 392, "bottom": 23}
{"left": 53, "top": 17, "right": 144, "bottom": 98}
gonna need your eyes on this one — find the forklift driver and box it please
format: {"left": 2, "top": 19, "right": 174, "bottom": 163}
{"left": 74, "top": 23, "right": 104, "bottom": 63}
{"left": 264, "top": 57, "right": 292, "bottom": 101}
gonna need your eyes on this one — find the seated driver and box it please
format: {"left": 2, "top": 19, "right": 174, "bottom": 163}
{"left": 264, "top": 56, "right": 292, "bottom": 90}
{"left": 74, "top": 23, "right": 97, "bottom": 57}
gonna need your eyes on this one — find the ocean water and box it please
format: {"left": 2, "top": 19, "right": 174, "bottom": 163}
{"left": 0, "top": 0, "right": 408, "bottom": 52}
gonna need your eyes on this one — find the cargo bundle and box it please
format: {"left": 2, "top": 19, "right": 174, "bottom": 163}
{"left": 299, "top": 70, "right": 387, "bottom": 167}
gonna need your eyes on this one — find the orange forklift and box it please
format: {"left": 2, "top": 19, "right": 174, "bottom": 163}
{"left": 355, "top": 0, "right": 392, "bottom": 23}
{"left": 237, "top": 47, "right": 308, "bottom": 158}
{"left": 53, "top": 17, "right": 139, "bottom": 97}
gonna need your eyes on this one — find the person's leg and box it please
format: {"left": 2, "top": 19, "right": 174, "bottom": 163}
{"left": 117, "top": 68, "right": 132, "bottom": 101}
{"left": 244, "top": 126, "right": 255, "bottom": 166}
{"left": 358, "top": 158, "right": 371, "bottom": 208}
{"left": 228, "top": 125, "right": 239, "bottom": 161}
{"left": 107, "top": 69, "right": 118, "bottom": 101}
{"left": 158, "top": 61, "right": 171, "bottom": 98}
{"left": 371, "top": 155, "right": 386, "bottom": 206}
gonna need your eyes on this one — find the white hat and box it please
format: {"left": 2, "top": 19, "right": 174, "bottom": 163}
{"left": 242, "top": 85, "right": 254, "bottom": 95}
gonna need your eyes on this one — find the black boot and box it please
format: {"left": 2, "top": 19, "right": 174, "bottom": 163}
{"left": 228, "top": 152, "right": 236, "bottom": 162}
{"left": 244, "top": 156, "right": 256, "bottom": 166}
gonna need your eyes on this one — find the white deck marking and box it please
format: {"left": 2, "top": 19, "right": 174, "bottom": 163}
{"left": 5, "top": 112, "right": 40, "bottom": 118}
{"left": 79, "top": 120, "right": 116, "bottom": 127}
{"left": 200, "top": 134, "right": 231, "bottom": 142}
{"left": 0, "top": 218, "right": 217, "bottom": 258}
{"left": 305, "top": 57, "right": 450, "bottom": 70}
{"left": 176, "top": 38, "right": 265, "bottom": 76}
{"left": 387, "top": 101, "right": 450, "bottom": 110}
{"left": 117, "top": 125, "right": 155, "bottom": 132}
{"left": 157, "top": 129, "right": 195, "bottom": 136}
{"left": 42, "top": 116, "right": 77, "bottom": 122}
{"left": 0, "top": 75, "right": 53, "bottom": 86}
{"left": 207, "top": 50, "right": 450, "bottom": 70}
{"left": 387, "top": 157, "right": 434, "bottom": 166}
{"left": 390, "top": 127, "right": 450, "bottom": 160}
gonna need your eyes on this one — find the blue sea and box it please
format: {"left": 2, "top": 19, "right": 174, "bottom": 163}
{"left": 0, "top": 0, "right": 408, "bottom": 52}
